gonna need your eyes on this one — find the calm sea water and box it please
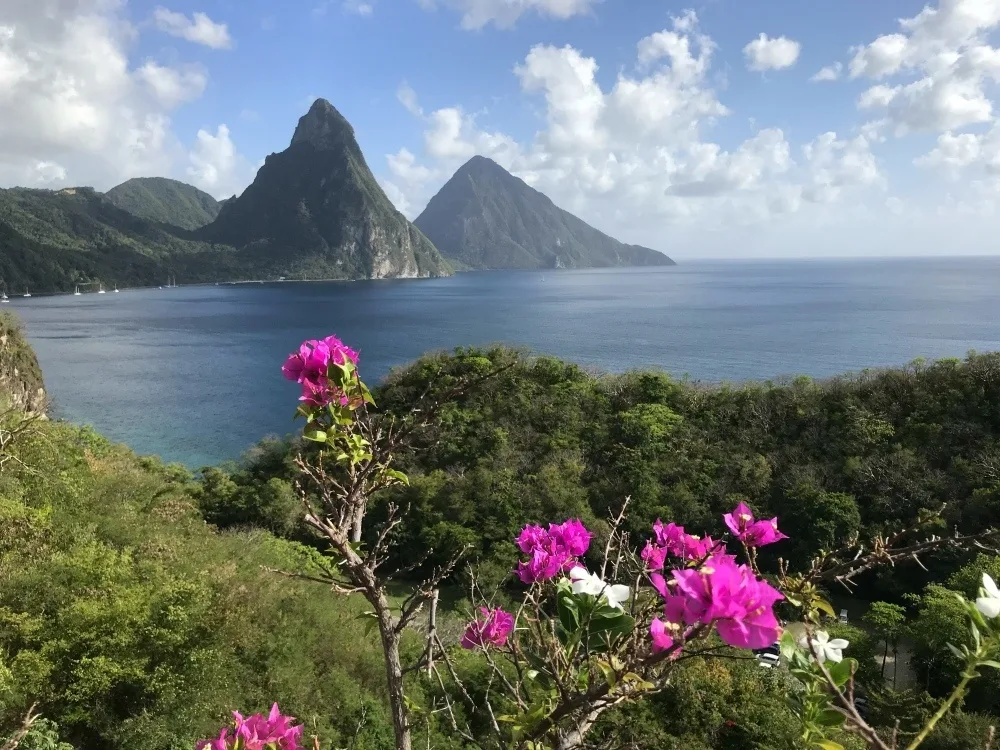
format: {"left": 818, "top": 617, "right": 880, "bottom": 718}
{"left": 9, "top": 257, "right": 1000, "bottom": 467}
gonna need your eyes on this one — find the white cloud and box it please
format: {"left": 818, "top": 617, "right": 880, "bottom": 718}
{"left": 383, "top": 11, "right": 887, "bottom": 253}
{"left": 187, "top": 125, "right": 255, "bottom": 198}
{"left": 419, "top": 0, "right": 601, "bottom": 30}
{"left": 137, "top": 61, "right": 207, "bottom": 108}
{"left": 343, "top": 0, "right": 374, "bottom": 15}
{"left": 743, "top": 33, "right": 801, "bottom": 72}
{"left": 849, "top": 0, "right": 1000, "bottom": 134}
{"left": 152, "top": 7, "right": 232, "bottom": 49}
{"left": 0, "top": 0, "right": 251, "bottom": 198}
{"left": 916, "top": 124, "right": 1000, "bottom": 175}
{"left": 811, "top": 62, "right": 842, "bottom": 82}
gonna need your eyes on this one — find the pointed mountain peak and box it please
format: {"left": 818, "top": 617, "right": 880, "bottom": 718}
{"left": 290, "top": 98, "right": 356, "bottom": 150}
{"left": 458, "top": 155, "right": 507, "bottom": 177}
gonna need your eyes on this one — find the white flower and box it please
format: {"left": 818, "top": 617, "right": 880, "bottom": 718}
{"left": 976, "top": 574, "right": 1000, "bottom": 619}
{"left": 798, "top": 630, "right": 849, "bottom": 663}
{"left": 568, "top": 566, "right": 631, "bottom": 610}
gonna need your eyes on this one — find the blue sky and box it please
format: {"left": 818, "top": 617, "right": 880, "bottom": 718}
{"left": 3, "top": 0, "right": 1000, "bottom": 257}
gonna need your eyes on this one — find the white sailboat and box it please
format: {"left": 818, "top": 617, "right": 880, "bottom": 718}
{"left": 113, "top": 285, "right": 120, "bottom": 293}
{"left": 22, "top": 289, "right": 31, "bottom": 298}
{"left": 74, "top": 285, "right": 81, "bottom": 296}
{"left": 1, "top": 283, "right": 8, "bottom": 303}
{"left": 98, "top": 284, "right": 106, "bottom": 294}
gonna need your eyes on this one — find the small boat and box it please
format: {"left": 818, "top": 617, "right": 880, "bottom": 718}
{"left": 1, "top": 293, "right": 8, "bottom": 304}
{"left": 22, "top": 289, "right": 31, "bottom": 298}
{"left": 113, "top": 285, "right": 120, "bottom": 293}
{"left": 74, "top": 285, "right": 81, "bottom": 296}
{"left": 98, "top": 284, "right": 106, "bottom": 294}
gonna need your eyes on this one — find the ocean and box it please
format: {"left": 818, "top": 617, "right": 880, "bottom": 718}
{"left": 11, "top": 257, "right": 1000, "bottom": 467}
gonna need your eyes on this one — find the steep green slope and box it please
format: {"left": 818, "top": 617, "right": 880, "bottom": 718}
{"left": 0, "top": 311, "right": 44, "bottom": 412}
{"left": 414, "top": 156, "right": 674, "bottom": 270}
{"left": 104, "top": 177, "right": 221, "bottom": 230}
{"left": 201, "top": 99, "right": 451, "bottom": 280}
{"left": 0, "top": 187, "right": 210, "bottom": 293}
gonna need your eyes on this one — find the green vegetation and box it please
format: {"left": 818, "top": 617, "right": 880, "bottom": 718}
{"left": 414, "top": 155, "right": 674, "bottom": 270}
{"left": 0, "top": 100, "right": 450, "bottom": 294}
{"left": 104, "top": 178, "right": 221, "bottom": 231}
{"left": 0, "top": 416, "right": 441, "bottom": 750}
{"left": 7, "top": 317, "right": 1000, "bottom": 747}
{"left": 0, "top": 312, "right": 44, "bottom": 413}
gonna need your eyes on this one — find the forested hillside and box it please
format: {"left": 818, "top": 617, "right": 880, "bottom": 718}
{"left": 4, "top": 320, "right": 1000, "bottom": 748}
{"left": 209, "top": 347, "right": 1000, "bottom": 595}
{"left": 104, "top": 178, "right": 222, "bottom": 230}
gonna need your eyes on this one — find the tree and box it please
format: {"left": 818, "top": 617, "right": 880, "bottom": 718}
{"left": 863, "top": 602, "right": 906, "bottom": 682}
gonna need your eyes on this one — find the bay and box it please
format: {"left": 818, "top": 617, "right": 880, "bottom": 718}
{"left": 10, "top": 256, "right": 1000, "bottom": 468}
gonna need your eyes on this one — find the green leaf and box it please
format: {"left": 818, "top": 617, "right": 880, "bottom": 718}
{"left": 979, "top": 659, "right": 1000, "bottom": 670}
{"left": 385, "top": 468, "right": 409, "bottom": 485}
{"left": 827, "top": 658, "right": 855, "bottom": 688}
{"left": 815, "top": 597, "right": 836, "bottom": 617}
{"left": 815, "top": 709, "right": 846, "bottom": 727}
{"left": 595, "top": 660, "right": 617, "bottom": 689}
{"left": 556, "top": 590, "right": 580, "bottom": 638}
{"left": 812, "top": 741, "right": 845, "bottom": 750}
{"left": 946, "top": 642, "right": 965, "bottom": 660}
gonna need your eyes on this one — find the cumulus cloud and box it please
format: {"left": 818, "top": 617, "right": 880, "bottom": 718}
{"left": 916, "top": 124, "right": 1000, "bottom": 177}
{"left": 382, "top": 11, "right": 887, "bottom": 252}
{"left": 137, "top": 61, "right": 207, "bottom": 108}
{"left": 419, "top": 0, "right": 601, "bottom": 30}
{"left": 849, "top": 0, "right": 1000, "bottom": 134}
{"left": 0, "top": 0, "right": 250, "bottom": 198}
{"left": 811, "top": 62, "right": 842, "bottom": 82}
{"left": 743, "top": 33, "right": 801, "bottom": 72}
{"left": 187, "top": 125, "right": 256, "bottom": 198}
{"left": 152, "top": 7, "right": 232, "bottom": 49}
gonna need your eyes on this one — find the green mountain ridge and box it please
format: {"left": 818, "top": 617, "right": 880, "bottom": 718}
{"left": 414, "top": 155, "right": 675, "bottom": 270}
{"left": 104, "top": 177, "right": 221, "bottom": 230}
{"left": 0, "top": 100, "right": 450, "bottom": 292}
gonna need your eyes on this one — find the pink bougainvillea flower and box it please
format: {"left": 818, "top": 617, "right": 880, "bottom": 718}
{"left": 552, "top": 518, "right": 592, "bottom": 557}
{"left": 322, "top": 335, "right": 359, "bottom": 366}
{"left": 198, "top": 704, "right": 304, "bottom": 750}
{"left": 461, "top": 607, "right": 515, "bottom": 649}
{"left": 195, "top": 727, "right": 232, "bottom": 750}
{"left": 233, "top": 703, "right": 304, "bottom": 749}
{"left": 657, "top": 554, "right": 784, "bottom": 650}
{"left": 514, "top": 519, "right": 592, "bottom": 583}
{"left": 647, "top": 520, "right": 720, "bottom": 563}
{"left": 641, "top": 540, "right": 668, "bottom": 572}
{"left": 650, "top": 617, "right": 675, "bottom": 653}
{"left": 723, "top": 502, "right": 787, "bottom": 548}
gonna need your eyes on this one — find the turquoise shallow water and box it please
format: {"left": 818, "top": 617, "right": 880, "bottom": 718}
{"left": 10, "top": 257, "right": 1000, "bottom": 467}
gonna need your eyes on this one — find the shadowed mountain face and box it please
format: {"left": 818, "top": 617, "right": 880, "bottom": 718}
{"left": 414, "top": 156, "right": 674, "bottom": 270}
{"left": 200, "top": 99, "right": 451, "bottom": 280}
{"left": 104, "top": 177, "right": 221, "bottom": 230}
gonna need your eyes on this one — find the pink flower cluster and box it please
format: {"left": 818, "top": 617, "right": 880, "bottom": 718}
{"left": 196, "top": 704, "right": 304, "bottom": 750}
{"left": 648, "top": 504, "right": 786, "bottom": 652}
{"left": 281, "top": 336, "right": 359, "bottom": 408}
{"left": 723, "top": 502, "right": 788, "bottom": 547}
{"left": 515, "top": 519, "right": 592, "bottom": 584}
{"left": 641, "top": 520, "right": 718, "bottom": 570}
{"left": 461, "top": 607, "right": 515, "bottom": 649}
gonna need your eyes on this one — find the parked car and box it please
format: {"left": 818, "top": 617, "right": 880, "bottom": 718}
{"left": 853, "top": 695, "right": 869, "bottom": 720}
{"left": 754, "top": 644, "right": 780, "bottom": 668}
